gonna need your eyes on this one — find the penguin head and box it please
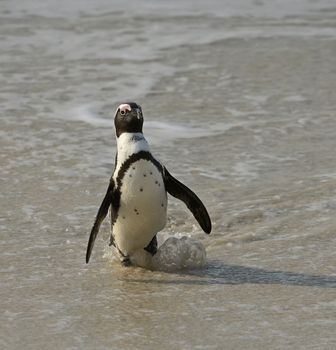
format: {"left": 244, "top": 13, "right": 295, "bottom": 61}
{"left": 114, "top": 102, "right": 144, "bottom": 137}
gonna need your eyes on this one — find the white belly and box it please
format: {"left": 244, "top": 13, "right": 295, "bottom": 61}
{"left": 112, "top": 159, "right": 167, "bottom": 256}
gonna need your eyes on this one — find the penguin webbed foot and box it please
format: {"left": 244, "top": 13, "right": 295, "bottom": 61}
{"left": 121, "top": 256, "right": 132, "bottom": 267}
{"left": 116, "top": 246, "right": 132, "bottom": 266}
{"left": 144, "top": 235, "right": 158, "bottom": 256}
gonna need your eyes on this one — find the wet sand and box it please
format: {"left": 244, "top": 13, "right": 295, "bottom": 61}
{"left": 1, "top": 1, "right": 336, "bottom": 349}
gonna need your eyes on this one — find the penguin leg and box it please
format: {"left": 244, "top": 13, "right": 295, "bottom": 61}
{"left": 109, "top": 234, "right": 115, "bottom": 247}
{"left": 144, "top": 235, "right": 158, "bottom": 256}
{"left": 116, "top": 246, "right": 132, "bottom": 267}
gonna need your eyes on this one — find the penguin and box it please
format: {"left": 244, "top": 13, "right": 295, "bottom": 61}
{"left": 86, "top": 102, "right": 211, "bottom": 266}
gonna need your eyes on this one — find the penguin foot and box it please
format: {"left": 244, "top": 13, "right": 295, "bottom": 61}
{"left": 116, "top": 246, "right": 132, "bottom": 266}
{"left": 144, "top": 235, "right": 158, "bottom": 256}
{"left": 121, "top": 257, "right": 132, "bottom": 267}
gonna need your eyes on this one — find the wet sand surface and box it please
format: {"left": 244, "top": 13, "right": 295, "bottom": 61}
{"left": 1, "top": 1, "right": 336, "bottom": 349}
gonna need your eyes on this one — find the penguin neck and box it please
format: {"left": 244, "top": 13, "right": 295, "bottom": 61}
{"left": 116, "top": 132, "right": 150, "bottom": 165}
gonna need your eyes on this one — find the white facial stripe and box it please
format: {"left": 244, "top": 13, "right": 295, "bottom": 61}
{"left": 118, "top": 104, "right": 132, "bottom": 113}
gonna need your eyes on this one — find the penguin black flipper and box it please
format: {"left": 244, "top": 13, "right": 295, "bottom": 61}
{"left": 162, "top": 167, "right": 212, "bottom": 234}
{"left": 86, "top": 179, "right": 115, "bottom": 263}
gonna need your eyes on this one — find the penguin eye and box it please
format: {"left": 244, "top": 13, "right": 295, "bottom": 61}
{"left": 120, "top": 110, "right": 126, "bottom": 116}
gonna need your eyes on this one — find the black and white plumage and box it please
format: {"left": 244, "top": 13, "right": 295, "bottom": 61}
{"left": 86, "top": 102, "right": 211, "bottom": 265}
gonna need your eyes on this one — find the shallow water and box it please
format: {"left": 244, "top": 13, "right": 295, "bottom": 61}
{"left": 1, "top": 0, "right": 336, "bottom": 349}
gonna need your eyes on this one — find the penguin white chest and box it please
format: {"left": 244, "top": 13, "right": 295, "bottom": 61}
{"left": 113, "top": 159, "right": 167, "bottom": 255}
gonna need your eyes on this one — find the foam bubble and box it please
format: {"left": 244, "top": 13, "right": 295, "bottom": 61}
{"left": 103, "top": 236, "right": 207, "bottom": 271}
{"left": 152, "top": 236, "right": 207, "bottom": 271}
{"left": 128, "top": 236, "right": 206, "bottom": 271}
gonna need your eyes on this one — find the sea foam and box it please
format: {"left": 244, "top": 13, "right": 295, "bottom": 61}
{"left": 152, "top": 236, "right": 206, "bottom": 271}
{"left": 104, "top": 236, "right": 207, "bottom": 271}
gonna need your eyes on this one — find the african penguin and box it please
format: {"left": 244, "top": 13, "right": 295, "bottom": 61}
{"left": 86, "top": 102, "right": 212, "bottom": 266}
